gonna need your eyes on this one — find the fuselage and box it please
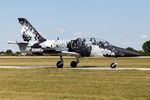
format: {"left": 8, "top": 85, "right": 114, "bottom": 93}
{"left": 25, "top": 37, "right": 141, "bottom": 57}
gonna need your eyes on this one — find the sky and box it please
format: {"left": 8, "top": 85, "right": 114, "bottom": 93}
{"left": 0, "top": 0, "right": 150, "bottom": 51}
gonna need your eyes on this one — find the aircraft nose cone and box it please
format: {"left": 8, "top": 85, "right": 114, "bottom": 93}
{"left": 125, "top": 50, "right": 142, "bottom": 56}
{"left": 118, "top": 49, "right": 142, "bottom": 57}
{"left": 109, "top": 46, "right": 142, "bottom": 57}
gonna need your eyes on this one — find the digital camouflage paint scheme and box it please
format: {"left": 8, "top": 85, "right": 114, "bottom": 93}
{"left": 9, "top": 18, "right": 141, "bottom": 68}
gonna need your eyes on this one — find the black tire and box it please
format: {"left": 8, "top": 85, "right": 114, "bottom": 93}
{"left": 56, "top": 61, "right": 63, "bottom": 68}
{"left": 110, "top": 63, "right": 116, "bottom": 68}
{"left": 70, "top": 61, "right": 77, "bottom": 68}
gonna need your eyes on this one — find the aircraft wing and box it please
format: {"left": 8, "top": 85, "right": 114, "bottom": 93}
{"left": 42, "top": 49, "right": 80, "bottom": 57}
{"left": 61, "top": 51, "right": 80, "bottom": 56}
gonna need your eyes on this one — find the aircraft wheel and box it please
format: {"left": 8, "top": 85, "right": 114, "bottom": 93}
{"left": 71, "top": 61, "right": 77, "bottom": 68}
{"left": 110, "top": 63, "right": 116, "bottom": 68}
{"left": 57, "top": 61, "right": 63, "bottom": 68}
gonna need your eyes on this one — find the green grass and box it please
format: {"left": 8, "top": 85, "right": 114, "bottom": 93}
{"left": 0, "top": 57, "right": 150, "bottom": 68}
{"left": 0, "top": 69, "right": 149, "bottom": 100}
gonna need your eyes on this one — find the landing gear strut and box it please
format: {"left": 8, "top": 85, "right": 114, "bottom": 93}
{"left": 56, "top": 56, "right": 63, "bottom": 68}
{"left": 70, "top": 56, "right": 80, "bottom": 68}
{"left": 110, "top": 57, "right": 117, "bottom": 68}
{"left": 56, "top": 56, "right": 80, "bottom": 68}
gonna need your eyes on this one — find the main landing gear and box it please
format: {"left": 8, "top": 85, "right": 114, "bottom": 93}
{"left": 110, "top": 57, "right": 118, "bottom": 68}
{"left": 56, "top": 56, "right": 63, "bottom": 68}
{"left": 70, "top": 56, "right": 79, "bottom": 68}
{"left": 56, "top": 56, "right": 80, "bottom": 68}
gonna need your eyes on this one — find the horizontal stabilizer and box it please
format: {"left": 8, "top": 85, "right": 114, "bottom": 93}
{"left": 8, "top": 41, "right": 18, "bottom": 44}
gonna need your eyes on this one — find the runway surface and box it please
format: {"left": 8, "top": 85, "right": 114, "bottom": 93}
{"left": 0, "top": 66, "right": 149, "bottom": 70}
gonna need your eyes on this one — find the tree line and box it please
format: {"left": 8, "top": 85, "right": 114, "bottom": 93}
{"left": 126, "top": 40, "right": 150, "bottom": 56}
{"left": 0, "top": 50, "right": 21, "bottom": 56}
{"left": 0, "top": 50, "right": 32, "bottom": 56}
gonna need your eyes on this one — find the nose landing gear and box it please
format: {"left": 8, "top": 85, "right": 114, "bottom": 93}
{"left": 110, "top": 57, "right": 118, "bottom": 68}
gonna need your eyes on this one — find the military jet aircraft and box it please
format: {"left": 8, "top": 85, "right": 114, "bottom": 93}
{"left": 9, "top": 18, "right": 141, "bottom": 68}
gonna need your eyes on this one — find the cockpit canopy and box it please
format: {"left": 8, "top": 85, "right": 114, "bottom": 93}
{"left": 75, "top": 37, "right": 111, "bottom": 47}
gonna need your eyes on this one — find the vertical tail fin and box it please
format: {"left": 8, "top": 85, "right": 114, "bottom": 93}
{"left": 18, "top": 18, "right": 46, "bottom": 43}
